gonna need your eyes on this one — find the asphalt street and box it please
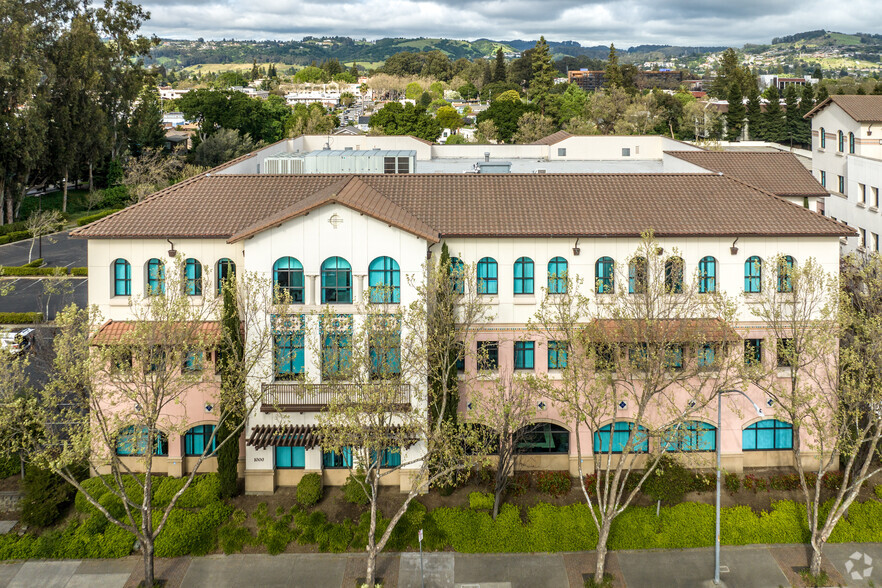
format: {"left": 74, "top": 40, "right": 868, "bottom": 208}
{"left": 0, "top": 230, "right": 86, "bottom": 268}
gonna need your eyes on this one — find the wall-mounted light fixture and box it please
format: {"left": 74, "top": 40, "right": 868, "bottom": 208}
{"left": 167, "top": 238, "right": 177, "bottom": 258}
{"left": 572, "top": 237, "right": 581, "bottom": 256}
{"left": 730, "top": 237, "right": 739, "bottom": 256}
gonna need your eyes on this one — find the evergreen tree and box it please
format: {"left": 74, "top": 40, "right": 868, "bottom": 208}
{"left": 216, "top": 280, "right": 245, "bottom": 498}
{"left": 711, "top": 48, "right": 748, "bottom": 98}
{"left": 482, "top": 60, "right": 492, "bottom": 86}
{"left": 429, "top": 243, "right": 460, "bottom": 424}
{"left": 493, "top": 47, "right": 507, "bottom": 83}
{"left": 783, "top": 84, "right": 801, "bottom": 144}
{"left": 250, "top": 58, "right": 259, "bottom": 81}
{"left": 349, "top": 63, "right": 359, "bottom": 78}
{"left": 813, "top": 66, "right": 823, "bottom": 80}
{"left": 816, "top": 84, "right": 829, "bottom": 102}
{"left": 762, "top": 86, "right": 786, "bottom": 143}
{"left": 799, "top": 84, "right": 816, "bottom": 144}
{"left": 746, "top": 84, "right": 763, "bottom": 140}
{"left": 725, "top": 82, "right": 745, "bottom": 141}
{"left": 129, "top": 87, "right": 165, "bottom": 157}
{"left": 605, "top": 44, "right": 623, "bottom": 88}
{"left": 857, "top": 86, "right": 867, "bottom": 95}
{"left": 529, "top": 37, "right": 555, "bottom": 116}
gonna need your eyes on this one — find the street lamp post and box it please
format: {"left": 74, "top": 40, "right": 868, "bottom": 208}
{"left": 715, "top": 389, "right": 764, "bottom": 585}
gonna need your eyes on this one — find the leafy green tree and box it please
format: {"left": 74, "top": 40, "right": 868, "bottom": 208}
{"left": 369, "top": 102, "right": 442, "bottom": 142}
{"left": 191, "top": 128, "right": 255, "bottom": 168}
{"left": 726, "top": 82, "right": 746, "bottom": 141}
{"left": 421, "top": 50, "right": 452, "bottom": 81}
{"left": 762, "top": 86, "right": 786, "bottom": 143}
{"left": 529, "top": 37, "right": 555, "bottom": 116}
{"left": 493, "top": 47, "right": 507, "bottom": 83}
{"left": 475, "top": 98, "right": 536, "bottom": 142}
{"left": 458, "top": 82, "right": 478, "bottom": 100}
{"left": 549, "top": 84, "right": 588, "bottom": 126}
{"left": 710, "top": 48, "right": 753, "bottom": 98}
{"left": 284, "top": 103, "right": 337, "bottom": 137}
{"left": 650, "top": 90, "right": 684, "bottom": 137}
{"left": 746, "top": 84, "right": 763, "bottom": 140}
{"left": 293, "top": 66, "right": 327, "bottom": 83}
{"left": 508, "top": 48, "right": 534, "bottom": 88}
{"left": 404, "top": 82, "right": 423, "bottom": 100}
{"left": 512, "top": 111, "right": 555, "bottom": 143}
{"left": 479, "top": 81, "right": 520, "bottom": 102}
{"left": 419, "top": 91, "right": 432, "bottom": 108}
{"left": 129, "top": 86, "right": 165, "bottom": 156}
{"left": 605, "top": 44, "right": 623, "bottom": 88}
{"left": 435, "top": 106, "right": 462, "bottom": 131}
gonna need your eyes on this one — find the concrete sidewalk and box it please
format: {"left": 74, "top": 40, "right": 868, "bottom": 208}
{"left": 0, "top": 543, "right": 879, "bottom": 587}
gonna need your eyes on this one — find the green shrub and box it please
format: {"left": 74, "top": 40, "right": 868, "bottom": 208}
{"left": 23, "top": 258, "right": 43, "bottom": 268}
{"left": 822, "top": 471, "right": 844, "bottom": 491}
{"left": 536, "top": 471, "right": 571, "bottom": 497}
{"left": 743, "top": 474, "right": 768, "bottom": 492}
{"left": 173, "top": 474, "right": 220, "bottom": 508}
{"left": 70, "top": 267, "right": 87, "bottom": 276}
{"left": 724, "top": 473, "right": 741, "bottom": 493}
{"left": 20, "top": 465, "right": 79, "bottom": 527}
{"left": 0, "top": 221, "right": 27, "bottom": 236}
{"left": 256, "top": 503, "right": 297, "bottom": 555}
{"left": 77, "top": 209, "right": 123, "bottom": 226}
{"left": 99, "top": 186, "right": 131, "bottom": 209}
{"left": 1, "top": 266, "right": 68, "bottom": 276}
{"left": 0, "top": 312, "right": 43, "bottom": 324}
{"left": 642, "top": 456, "right": 692, "bottom": 504}
{"left": 154, "top": 502, "right": 233, "bottom": 557}
{"left": 875, "top": 485, "right": 882, "bottom": 501}
{"left": 0, "top": 454, "right": 19, "bottom": 479}
{"left": 343, "top": 472, "right": 371, "bottom": 505}
{"left": 469, "top": 492, "right": 494, "bottom": 510}
{"left": 689, "top": 471, "right": 716, "bottom": 493}
{"left": 296, "top": 473, "right": 323, "bottom": 507}
{"left": 507, "top": 472, "right": 531, "bottom": 497}
{"left": 0, "top": 231, "right": 31, "bottom": 245}
{"left": 769, "top": 472, "right": 801, "bottom": 491}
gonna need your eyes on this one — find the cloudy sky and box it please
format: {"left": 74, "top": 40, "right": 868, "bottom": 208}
{"left": 140, "top": 0, "right": 881, "bottom": 47}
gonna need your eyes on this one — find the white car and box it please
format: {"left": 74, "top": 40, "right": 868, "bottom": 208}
{"left": 0, "top": 328, "right": 35, "bottom": 356}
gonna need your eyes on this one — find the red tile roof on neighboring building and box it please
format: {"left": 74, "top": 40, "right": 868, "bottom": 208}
{"left": 804, "top": 95, "right": 882, "bottom": 122}
{"left": 91, "top": 320, "right": 222, "bottom": 345}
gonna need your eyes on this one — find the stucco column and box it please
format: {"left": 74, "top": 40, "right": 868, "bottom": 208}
{"left": 355, "top": 274, "right": 366, "bottom": 303}
{"left": 306, "top": 274, "right": 317, "bottom": 305}
{"left": 167, "top": 433, "right": 184, "bottom": 478}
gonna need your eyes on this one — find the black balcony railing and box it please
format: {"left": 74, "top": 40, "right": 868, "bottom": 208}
{"left": 260, "top": 382, "right": 412, "bottom": 412}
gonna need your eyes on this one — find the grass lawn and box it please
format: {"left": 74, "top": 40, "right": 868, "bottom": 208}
{"left": 18, "top": 189, "right": 94, "bottom": 220}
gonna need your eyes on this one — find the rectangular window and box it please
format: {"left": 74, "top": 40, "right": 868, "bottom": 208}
{"left": 477, "top": 341, "right": 498, "bottom": 370}
{"left": 743, "top": 420, "right": 793, "bottom": 451}
{"left": 182, "top": 349, "right": 204, "bottom": 373}
{"left": 861, "top": 228, "right": 868, "bottom": 248}
{"left": 371, "top": 447, "right": 401, "bottom": 468}
{"left": 839, "top": 175, "right": 845, "bottom": 194}
{"left": 777, "top": 338, "right": 793, "bottom": 368}
{"left": 275, "top": 330, "right": 305, "bottom": 380}
{"left": 860, "top": 184, "right": 867, "bottom": 204}
{"left": 369, "top": 325, "right": 401, "bottom": 380}
{"left": 874, "top": 187, "right": 880, "bottom": 207}
{"left": 147, "top": 347, "right": 165, "bottom": 373}
{"left": 397, "top": 157, "right": 410, "bottom": 173}
{"left": 621, "top": 147, "right": 631, "bottom": 157}
{"left": 322, "top": 447, "right": 352, "bottom": 468}
{"left": 594, "top": 344, "right": 615, "bottom": 372}
{"left": 383, "top": 157, "right": 396, "bottom": 174}
{"left": 275, "top": 446, "right": 306, "bottom": 469}
{"left": 558, "top": 147, "right": 567, "bottom": 156}
{"left": 697, "top": 343, "right": 716, "bottom": 368}
{"left": 874, "top": 233, "right": 880, "bottom": 252}
{"left": 514, "top": 341, "right": 534, "bottom": 370}
{"left": 322, "top": 315, "right": 352, "bottom": 381}
{"left": 820, "top": 170, "right": 826, "bottom": 187}
{"left": 665, "top": 345, "right": 683, "bottom": 370}
{"left": 744, "top": 338, "right": 762, "bottom": 365}
{"left": 548, "top": 340, "right": 568, "bottom": 369}
{"left": 629, "top": 343, "right": 649, "bottom": 370}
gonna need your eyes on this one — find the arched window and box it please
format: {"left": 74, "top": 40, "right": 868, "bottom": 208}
{"left": 628, "top": 256, "right": 647, "bottom": 294}
{"left": 777, "top": 255, "right": 795, "bottom": 293}
{"left": 449, "top": 256, "right": 464, "bottom": 294}
{"left": 216, "top": 258, "right": 236, "bottom": 295}
{"left": 595, "top": 256, "right": 614, "bottom": 293}
{"left": 743, "top": 419, "right": 793, "bottom": 450}
{"left": 184, "top": 258, "right": 202, "bottom": 296}
{"left": 112, "top": 259, "right": 131, "bottom": 296}
{"left": 273, "top": 257, "right": 304, "bottom": 303}
{"left": 849, "top": 132, "right": 855, "bottom": 154}
{"left": 369, "top": 256, "right": 400, "bottom": 303}
{"left": 184, "top": 425, "right": 216, "bottom": 456}
{"left": 744, "top": 256, "right": 762, "bottom": 293}
{"left": 665, "top": 257, "right": 684, "bottom": 293}
{"left": 513, "top": 257, "right": 534, "bottom": 294}
{"left": 838, "top": 130, "right": 844, "bottom": 152}
{"left": 146, "top": 259, "right": 165, "bottom": 296}
{"left": 819, "top": 127, "right": 826, "bottom": 149}
{"left": 663, "top": 421, "right": 716, "bottom": 452}
{"left": 115, "top": 426, "right": 168, "bottom": 456}
{"left": 594, "top": 422, "right": 648, "bottom": 454}
{"left": 698, "top": 256, "right": 717, "bottom": 293}
{"left": 516, "top": 423, "right": 569, "bottom": 454}
{"left": 321, "top": 257, "right": 352, "bottom": 304}
{"left": 547, "top": 257, "right": 568, "bottom": 294}
{"left": 477, "top": 257, "right": 498, "bottom": 295}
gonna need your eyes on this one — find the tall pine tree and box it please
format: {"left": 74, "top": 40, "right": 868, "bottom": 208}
{"left": 493, "top": 47, "right": 507, "bottom": 83}
{"left": 216, "top": 279, "right": 245, "bottom": 498}
{"left": 783, "top": 84, "right": 801, "bottom": 145}
{"left": 763, "top": 86, "right": 786, "bottom": 143}
{"left": 746, "top": 84, "right": 763, "bottom": 140}
{"left": 798, "top": 84, "right": 816, "bottom": 145}
{"left": 529, "top": 37, "right": 555, "bottom": 116}
{"left": 605, "top": 44, "right": 623, "bottom": 88}
{"left": 725, "top": 82, "right": 746, "bottom": 141}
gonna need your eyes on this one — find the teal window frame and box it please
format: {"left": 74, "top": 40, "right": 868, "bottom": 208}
{"left": 665, "top": 257, "right": 684, "bottom": 293}
{"left": 777, "top": 255, "right": 794, "bottom": 293}
{"left": 184, "top": 258, "right": 202, "bottom": 296}
{"left": 663, "top": 421, "right": 716, "bottom": 452}
{"left": 146, "top": 258, "right": 165, "bottom": 295}
{"left": 216, "top": 258, "right": 235, "bottom": 295}
{"left": 665, "top": 345, "right": 684, "bottom": 370}
{"left": 115, "top": 426, "right": 168, "bottom": 456}
{"left": 849, "top": 132, "right": 855, "bottom": 154}
{"left": 745, "top": 338, "right": 762, "bottom": 365}
{"left": 321, "top": 257, "right": 352, "bottom": 304}
{"left": 477, "top": 340, "right": 498, "bottom": 370}
{"left": 113, "top": 259, "right": 131, "bottom": 296}
{"left": 182, "top": 349, "right": 203, "bottom": 373}
{"left": 517, "top": 423, "right": 569, "bottom": 454}
{"left": 477, "top": 257, "right": 498, "bottom": 295}
{"left": 547, "top": 257, "right": 568, "bottom": 294}
{"left": 321, "top": 315, "right": 352, "bottom": 380}
{"left": 819, "top": 127, "right": 826, "bottom": 149}
{"left": 839, "top": 175, "right": 845, "bottom": 193}
{"left": 548, "top": 340, "right": 568, "bottom": 369}
{"left": 275, "top": 446, "right": 306, "bottom": 469}
{"left": 744, "top": 256, "right": 762, "bottom": 293}
{"left": 628, "top": 256, "right": 647, "bottom": 294}
{"left": 184, "top": 424, "right": 216, "bottom": 456}
{"left": 514, "top": 341, "right": 535, "bottom": 370}
{"left": 513, "top": 257, "right": 534, "bottom": 294}
{"left": 594, "top": 422, "right": 647, "bottom": 454}
{"left": 743, "top": 419, "right": 792, "bottom": 451}
{"left": 322, "top": 447, "right": 352, "bottom": 468}
{"left": 698, "top": 343, "right": 716, "bottom": 368}
{"left": 820, "top": 170, "right": 826, "bottom": 187}
{"left": 368, "top": 256, "right": 400, "bottom": 303}
{"left": 273, "top": 257, "right": 304, "bottom": 303}
{"left": 698, "top": 256, "right": 717, "bottom": 293}
{"left": 595, "top": 256, "right": 614, "bottom": 293}
{"left": 274, "top": 328, "right": 305, "bottom": 380}
{"left": 838, "top": 130, "right": 844, "bottom": 152}
{"left": 369, "top": 324, "right": 401, "bottom": 380}
{"left": 449, "top": 257, "right": 465, "bottom": 294}
{"left": 371, "top": 447, "right": 401, "bottom": 468}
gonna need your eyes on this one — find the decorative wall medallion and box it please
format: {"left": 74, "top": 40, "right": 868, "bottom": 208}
{"left": 329, "top": 213, "right": 343, "bottom": 228}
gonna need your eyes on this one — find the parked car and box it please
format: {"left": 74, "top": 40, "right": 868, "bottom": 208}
{"left": 0, "top": 328, "right": 35, "bottom": 356}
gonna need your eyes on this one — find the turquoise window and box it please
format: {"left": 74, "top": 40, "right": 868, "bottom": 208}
{"left": 595, "top": 257, "right": 614, "bottom": 293}
{"left": 322, "top": 315, "right": 352, "bottom": 380}
{"left": 665, "top": 345, "right": 684, "bottom": 369}
{"left": 548, "top": 340, "right": 567, "bottom": 369}
{"left": 820, "top": 170, "right": 826, "bottom": 187}
{"left": 513, "top": 257, "right": 534, "bottom": 294}
{"left": 184, "top": 258, "right": 202, "bottom": 296}
{"left": 273, "top": 257, "right": 303, "bottom": 303}
{"left": 216, "top": 258, "right": 235, "bottom": 295}
{"left": 369, "top": 322, "right": 401, "bottom": 379}
{"left": 743, "top": 419, "right": 792, "bottom": 450}
{"left": 665, "top": 257, "right": 684, "bottom": 293}
{"left": 449, "top": 257, "right": 465, "bottom": 294}
{"left": 115, "top": 426, "right": 168, "bottom": 456}
{"left": 371, "top": 448, "right": 401, "bottom": 468}
{"left": 838, "top": 130, "right": 844, "bottom": 152}
{"left": 275, "top": 446, "right": 306, "bottom": 469}
{"left": 744, "top": 256, "right": 762, "bottom": 293}
{"left": 477, "top": 257, "right": 498, "bottom": 295}
{"left": 628, "top": 256, "right": 647, "bottom": 294}
{"left": 369, "top": 256, "right": 400, "bottom": 303}
{"left": 777, "top": 255, "right": 794, "bottom": 293}
{"left": 849, "top": 132, "right": 855, "bottom": 154}
{"left": 698, "top": 256, "right": 717, "bottom": 293}
{"left": 146, "top": 258, "right": 165, "bottom": 295}
{"left": 323, "top": 447, "right": 352, "bottom": 468}
{"left": 274, "top": 329, "right": 305, "bottom": 380}
{"left": 547, "top": 257, "right": 567, "bottom": 294}
{"left": 663, "top": 421, "right": 716, "bottom": 452}
{"left": 819, "top": 127, "right": 825, "bottom": 149}
{"left": 321, "top": 257, "right": 352, "bottom": 304}
{"left": 113, "top": 259, "right": 131, "bottom": 296}
{"left": 184, "top": 425, "right": 216, "bottom": 456}
{"left": 698, "top": 343, "right": 716, "bottom": 367}
{"left": 594, "top": 422, "right": 648, "bottom": 454}
{"left": 514, "top": 341, "right": 534, "bottom": 370}
{"left": 182, "top": 349, "right": 203, "bottom": 372}
{"left": 517, "top": 423, "right": 569, "bottom": 454}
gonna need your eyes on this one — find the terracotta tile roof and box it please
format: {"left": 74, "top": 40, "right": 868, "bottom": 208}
{"left": 804, "top": 95, "right": 882, "bottom": 122}
{"left": 664, "top": 151, "right": 827, "bottom": 198}
{"left": 589, "top": 318, "right": 740, "bottom": 343}
{"left": 530, "top": 130, "right": 573, "bottom": 145}
{"left": 72, "top": 173, "right": 854, "bottom": 241}
{"left": 91, "top": 320, "right": 222, "bottom": 345}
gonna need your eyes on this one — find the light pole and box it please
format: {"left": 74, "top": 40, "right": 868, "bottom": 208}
{"left": 714, "top": 389, "right": 764, "bottom": 585}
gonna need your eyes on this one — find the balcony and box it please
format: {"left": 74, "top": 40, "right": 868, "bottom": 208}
{"left": 260, "top": 382, "right": 412, "bottom": 412}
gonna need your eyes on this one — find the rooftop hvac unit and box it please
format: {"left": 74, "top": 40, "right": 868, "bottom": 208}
{"left": 262, "top": 155, "right": 304, "bottom": 174}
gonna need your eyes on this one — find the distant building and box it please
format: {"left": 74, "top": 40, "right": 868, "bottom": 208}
{"left": 567, "top": 70, "right": 605, "bottom": 92}
{"left": 568, "top": 69, "right": 686, "bottom": 91}
{"left": 157, "top": 86, "right": 190, "bottom": 101}
{"left": 758, "top": 75, "right": 818, "bottom": 92}
{"left": 230, "top": 86, "right": 270, "bottom": 100}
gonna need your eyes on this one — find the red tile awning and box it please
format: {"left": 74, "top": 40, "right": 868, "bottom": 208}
{"left": 91, "top": 320, "right": 222, "bottom": 345}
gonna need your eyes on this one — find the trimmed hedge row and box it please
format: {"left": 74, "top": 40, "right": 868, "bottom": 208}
{"left": 0, "top": 231, "right": 31, "bottom": 246}
{"left": 0, "top": 266, "right": 87, "bottom": 276}
{"left": 0, "top": 312, "right": 43, "bottom": 324}
{"left": 77, "top": 209, "right": 122, "bottom": 226}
